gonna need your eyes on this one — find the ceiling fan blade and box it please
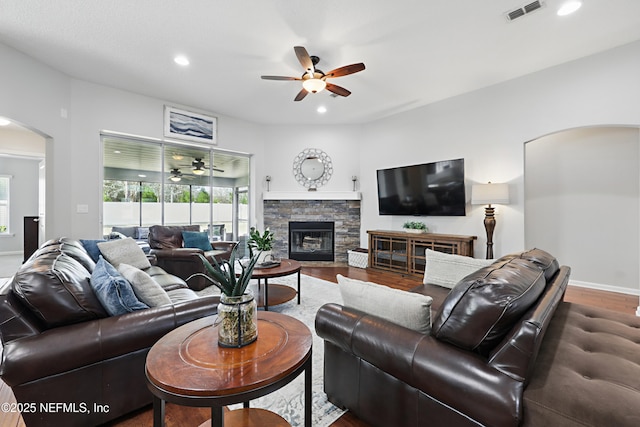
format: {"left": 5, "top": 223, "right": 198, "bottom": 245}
{"left": 294, "top": 46, "right": 314, "bottom": 74}
{"left": 325, "top": 63, "right": 366, "bottom": 78}
{"left": 294, "top": 88, "right": 309, "bottom": 101}
{"left": 325, "top": 83, "right": 351, "bottom": 97}
{"left": 261, "top": 75, "right": 300, "bottom": 81}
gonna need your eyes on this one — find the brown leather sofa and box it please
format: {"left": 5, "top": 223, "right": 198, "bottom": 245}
{"left": 148, "top": 224, "right": 237, "bottom": 291}
{"left": 0, "top": 238, "right": 219, "bottom": 427}
{"left": 316, "top": 249, "right": 640, "bottom": 426}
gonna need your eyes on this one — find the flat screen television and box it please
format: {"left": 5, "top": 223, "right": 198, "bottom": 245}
{"left": 376, "top": 158, "right": 466, "bottom": 216}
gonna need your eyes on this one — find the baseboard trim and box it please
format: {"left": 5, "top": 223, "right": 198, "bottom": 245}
{"left": 569, "top": 279, "right": 640, "bottom": 297}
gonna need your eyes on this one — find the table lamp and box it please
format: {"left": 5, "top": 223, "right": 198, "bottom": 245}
{"left": 471, "top": 182, "right": 510, "bottom": 259}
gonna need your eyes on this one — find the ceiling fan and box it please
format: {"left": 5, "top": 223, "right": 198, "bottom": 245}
{"left": 168, "top": 168, "right": 186, "bottom": 182}
{"left": 261, "top": 46, "right": 365, "bottom": 101}
{"left": 178, "top": 158, "right": 225, "bottom": 175}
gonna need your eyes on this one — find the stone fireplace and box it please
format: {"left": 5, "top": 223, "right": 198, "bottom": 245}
{"left": 263, "top": 193, "right": 361, "bottom": 264}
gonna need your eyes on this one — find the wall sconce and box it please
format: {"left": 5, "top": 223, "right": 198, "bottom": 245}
{"left": 265, "top": 176, "right": 271, "bottom": 192}
{"left": 352, "top": 176, "right": 358, "bottom": 191}
{"left": 471, "top": 182, "right": 510, "bottom": 259}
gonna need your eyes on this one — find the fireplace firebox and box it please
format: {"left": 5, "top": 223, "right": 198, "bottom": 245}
{"left": 289, "top": 221, "right": 335, "bottom": 261}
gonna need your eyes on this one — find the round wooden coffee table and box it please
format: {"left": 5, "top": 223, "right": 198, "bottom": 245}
{"left": 145, "top": 311, "right": 312, "bottom": 427}
{"left": 251, "top": 259, "right": 302, "bottom": 311}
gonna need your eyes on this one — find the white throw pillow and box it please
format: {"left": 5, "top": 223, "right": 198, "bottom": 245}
{"left": 98, "top": 237, "right": 152, "bottom": 270}
{"left": 117, "top": 263, "right": 172, "bottom": 307}
{"left": 337, "top": 274, "right": 432, "bottom": 334}
{"left": 424, "top": 249, "right": 493, "bottom": 288}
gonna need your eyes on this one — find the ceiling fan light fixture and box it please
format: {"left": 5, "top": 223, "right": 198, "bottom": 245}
{"left": 302, "top": 78, "right": 326, "bottom": 93}
{"left": 192, "top": 167, "right": 205, "bottom": 175}
{"left": 170, "top": 175, "right": 182, "bottom": 182}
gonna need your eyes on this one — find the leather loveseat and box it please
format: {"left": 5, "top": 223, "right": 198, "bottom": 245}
{"left": 316, "top": 249, "right": 640, "bottom": 426}
{"left": 148, "top": 224, "right": 237, "bottom": 290}
{"left": 0, "top": 238, "right": 219, "bottom": 426}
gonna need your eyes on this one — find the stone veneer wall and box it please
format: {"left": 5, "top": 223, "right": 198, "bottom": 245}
{"left": 263, "top": 200, "right": 361, "bottom": 263}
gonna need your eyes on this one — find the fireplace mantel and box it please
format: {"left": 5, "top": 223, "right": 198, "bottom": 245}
{"left": 263, "top": 191, "right": 361, "bottom": 201}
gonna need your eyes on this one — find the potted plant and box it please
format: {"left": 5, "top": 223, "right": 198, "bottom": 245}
{"left": 403, "top": 221, "right": 428, "bottom": 233}
{"left": 248, "top": 227, "right": 275, "bottom": 264}
{"left": 190, "top": 248, "right": 261, "bottom": 347}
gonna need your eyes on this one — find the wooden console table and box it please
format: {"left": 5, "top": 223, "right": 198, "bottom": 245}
{"left": 367, "top": 230, "right": 477, "bottom": 276}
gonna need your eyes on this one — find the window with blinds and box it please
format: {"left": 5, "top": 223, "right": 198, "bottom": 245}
{"left": 0, "top": 175, "right": 9, "bottom": 233}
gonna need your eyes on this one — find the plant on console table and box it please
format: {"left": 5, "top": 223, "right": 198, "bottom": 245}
{"left": 403, "top": 221, "right": 428, "bottom": 233}
{"left": 190, "top": 248, "right": 261, "bottom": 348}
{"left": 248, "top": 227, "right": 275, "bottom": 264}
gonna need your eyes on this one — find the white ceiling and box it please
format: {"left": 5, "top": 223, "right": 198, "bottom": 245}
{"left": 2, "top": 1, "right": 640, "bottom": 125}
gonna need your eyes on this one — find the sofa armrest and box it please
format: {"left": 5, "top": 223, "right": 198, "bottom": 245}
{"left": 211, "top": 240, "right": 237, "bottom": 253}
{"left": 0, "top": 296, "right": 218, "bottom": 386}
{"left": 316, "top": 303, "right": 524, "bottom": 427}
{"left": 151, "top": 247, "right": 205, "bottom": 258}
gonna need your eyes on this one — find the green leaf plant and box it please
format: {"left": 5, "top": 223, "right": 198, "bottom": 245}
{"left": 187, "top": 247, "right": 261, "bottom": 297}
{"left": 247, "top": 227, "right": 275, "bottom": 257}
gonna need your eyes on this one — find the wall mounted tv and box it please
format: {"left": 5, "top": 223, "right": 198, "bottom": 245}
{"left": 376, "top": 158, "right": 466, "bottom": 216}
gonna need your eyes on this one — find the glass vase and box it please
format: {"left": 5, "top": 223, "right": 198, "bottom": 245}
{"left": 216, "top": 292, "right": 258, "bottom": 348}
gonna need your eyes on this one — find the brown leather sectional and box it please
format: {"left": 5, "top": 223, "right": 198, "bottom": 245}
{"left": 0, "top": 238, "right": 220, "bottom": 426}
{"left": 316, "top": 249, "right": 640, "bottom": 426}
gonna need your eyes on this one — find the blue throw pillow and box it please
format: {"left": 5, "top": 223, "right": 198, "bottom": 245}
{"left": 80, "top": 239, "right": 107, "bottom": 263}
{"left": 90, "top": 257, "right": 149, "bottom": 316}
{"left": 182, "top": 231, "right": 213, "bottom": 251}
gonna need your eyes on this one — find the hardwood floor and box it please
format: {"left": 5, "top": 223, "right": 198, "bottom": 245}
{"left": 1, "top": 266, "right": 637, "bottom": 427}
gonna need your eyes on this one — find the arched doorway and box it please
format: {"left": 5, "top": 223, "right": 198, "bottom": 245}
{"left": 0, "top": 117, "right": 47, "bottom": 273}
{"left": 524, "top": 126, "right": 640, "bottom": 298}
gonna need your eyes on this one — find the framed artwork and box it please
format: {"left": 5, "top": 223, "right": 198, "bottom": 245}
{"left": 164, "top": 106, "right": 217, "bottom": 144}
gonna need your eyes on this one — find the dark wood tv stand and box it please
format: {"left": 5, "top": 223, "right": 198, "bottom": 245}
{"left": 367, "top": 230, "right": 477, "bottom": 277}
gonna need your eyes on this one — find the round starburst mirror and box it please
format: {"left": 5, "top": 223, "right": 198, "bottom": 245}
{"left": 293, "top": 148, "right": 333, "bottom": 191}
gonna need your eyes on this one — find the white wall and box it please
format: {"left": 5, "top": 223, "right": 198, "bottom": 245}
{"left": 525, "top": 127, "right": 640, "bottom": 293}
{"left": 260, "top": 124, "right": 363, "bottom": 192}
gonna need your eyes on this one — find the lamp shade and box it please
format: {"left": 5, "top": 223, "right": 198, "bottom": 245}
{"left": 471, "top": 183, "right": 510, "bottom": 205}
{"left": 302, "top": 78, "right": 326, "bottom": 93}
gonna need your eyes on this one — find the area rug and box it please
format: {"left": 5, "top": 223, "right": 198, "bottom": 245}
{"left": 197, "top": 274, "right": 346, "bottom": 426}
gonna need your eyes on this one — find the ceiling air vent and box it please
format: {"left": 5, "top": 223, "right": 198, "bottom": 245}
{"left": 506, "top": 1, "right": 544, "bottom": 21}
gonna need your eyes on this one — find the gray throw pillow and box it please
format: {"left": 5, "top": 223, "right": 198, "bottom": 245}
{"left": 117, "top": 263, "right": 172, "bottom": 307}
{"left": 337, "top": 274, "right": 433, "bottom": 334}
{"left": 423, "top": 249, "right": 493, "bottom": 288}
{"left": 90, "top": 257, "right": 149, "bottom": 316}
{"left": 97, "top": 237, "right": 151, "bottom": 270}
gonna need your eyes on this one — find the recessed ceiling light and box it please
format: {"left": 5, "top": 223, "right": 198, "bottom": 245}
{"left": 174, "top": 55, "right": 190, "bottom": 66}
{"left": 114, "top": 150, "right": 121, "bottom": 154}
{"left": 317, "top": 106, "right": 327, "bottom": 114}
{"left": 557, "top": 1, "right": 582, "bottom": 16}
{"left": 0, "top": 117, "right": 10, "bottom": 126}
{"left": 138, "top": 174, "right": 147, "bottom": 178}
